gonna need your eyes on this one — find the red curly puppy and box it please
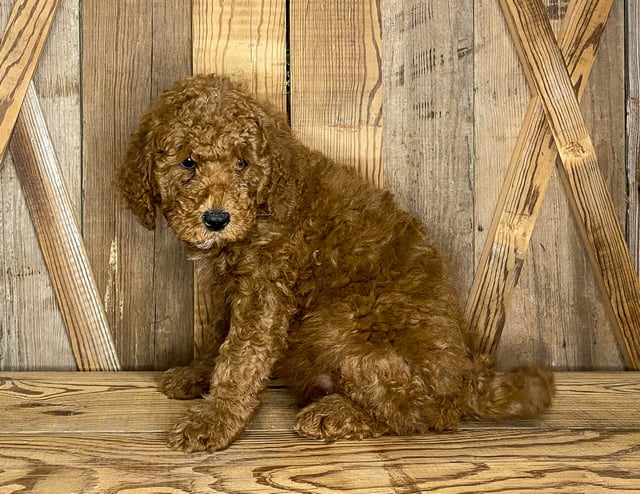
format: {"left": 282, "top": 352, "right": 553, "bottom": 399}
{"left": 117, "top": 74, "right": 554, "bottom": 453}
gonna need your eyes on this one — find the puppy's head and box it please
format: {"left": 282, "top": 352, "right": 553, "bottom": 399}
{"left": 116, "top": 74, "right": 291, "bottom": 249}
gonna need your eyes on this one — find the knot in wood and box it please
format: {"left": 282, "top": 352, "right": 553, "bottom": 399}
{"left": 563, "top": 141, "right": 586, "bottom": 157}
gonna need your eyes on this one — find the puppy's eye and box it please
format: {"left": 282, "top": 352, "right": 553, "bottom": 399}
{"left": 180, "top": 157, "right": 197, "bottom": 169}
{"left": 236, "top": 159, "right": 249, "bottom": 171}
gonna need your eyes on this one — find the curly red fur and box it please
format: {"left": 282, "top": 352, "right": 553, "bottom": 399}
{"left": 117, "top": 74, "right": 554, "bottom": 453}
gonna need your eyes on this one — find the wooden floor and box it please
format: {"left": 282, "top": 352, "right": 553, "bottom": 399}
{"left": 0, "top": 372, "right": 639, "bottom": 493}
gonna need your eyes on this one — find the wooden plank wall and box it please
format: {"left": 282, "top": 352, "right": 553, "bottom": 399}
{"left": 0, "top": 0, "right": 78, "bottom": 370}
{"left": 384, "top": 0, "right": 627, "bottom": 371}
{"left": 0, "top": 0, "right": 636, "bottom": 371}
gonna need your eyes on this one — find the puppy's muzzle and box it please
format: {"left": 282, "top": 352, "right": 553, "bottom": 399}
{"left": 202, "top": 209, "right": 231, "bottom": 231}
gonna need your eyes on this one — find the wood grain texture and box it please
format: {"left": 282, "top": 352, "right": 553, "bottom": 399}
{"left": 192, "top": 0, "right": 287, "bottom": 104}
{"left": 499, "top": 0, "right": 640, "bottom": 369}
{"left": 290, "top": 0, "right": 383, "bottom": 186}
{"left": 629, "top": 0, "right": 640, "bottom": 272}
{"left": 148, "top": 0, "right": 194, "bottom": 370}
{"left": 471, "top": 0, "right": 624, "bottom": 371}
{"left": 192, "top": 0, "right": 287, "bottom": 354}
{"left": 9, "top": 83, "right": 119, "bottom": 371}
{"left": 1, "top": 372, "right": 639, "bottom": 431}
{"left": 0, "top": 372, "right": 639, "bottom": 493}
{"left": 0, "top": 0, "right": 80, "bottom": 371}
{"left": 82, "top": 1, "right": 193, "bottom": 370}
{"left": 544, "top": 0, "right": 625, "bottom": 370}
{"left": 465, "top": 0, "right": 614, "bottom": 359}
{"left": 0, "top": 0, "right": 58, "bottom": 166}
{"left": 382, "top": 0, "right": 475, "bottom": 294}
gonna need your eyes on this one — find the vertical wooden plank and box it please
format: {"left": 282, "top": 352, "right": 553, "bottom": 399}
{"left": 382, "top": 0, "right": 474, "bottom": 294}
{"left": 629, "top": 0, "right": 640, "bottom": 273}
{"left": 193, "top": 0, "right": 287, "bottom": 104}
{"left": 83, "top": 1, "right": 194, "bottom": 370}
{"left": 473, "top": 0, "right": 536, "bottom": 366}
{"left": 290, "top": 0, "right": 383, "bottom": 186}
{"left": 149, "top": 0, "right": 194, "bottom": 369}
{"left": 192, "top": 0, "right": 287, "bottom": 354}
{"left": 0, "top": 0, "right": 78, "bottom": 370}
{"left": 82, "top": 1, "right": 154, "bottom": 370}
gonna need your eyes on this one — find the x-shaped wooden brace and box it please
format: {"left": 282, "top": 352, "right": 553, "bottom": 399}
{"left": 466, "top": 0, "right": 640, "bottom": 369}
{"left": 0, "top": 0, "right": 119, "bottom": 370}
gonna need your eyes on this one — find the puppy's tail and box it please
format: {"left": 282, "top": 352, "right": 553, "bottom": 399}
{"left": 464, "top": 360, "right": 555, "bottom": 420}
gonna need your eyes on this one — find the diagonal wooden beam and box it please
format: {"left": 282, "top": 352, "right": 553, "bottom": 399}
{"left": 465, "top": 0, "right": 613, "bottom": 358}
{"left": 10, "top": 83, "right": 121, "bottom": 371}
{"left": 499, "top": 0, "right": 640, "bottom": 369}
{"left": 0, "top": 0, "right": 59, "bottom": 167}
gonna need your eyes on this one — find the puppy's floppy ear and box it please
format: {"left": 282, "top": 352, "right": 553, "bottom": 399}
{"left": 251, "top": 109, "right": 297, "bottom": 215}
{"left": 116, "top": 125, "right": 159, "bottom": 230}
{"left": 252, "top": 112, "right": 293, "bottom": 205}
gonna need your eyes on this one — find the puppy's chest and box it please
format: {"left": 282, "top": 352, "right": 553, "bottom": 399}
{"left": 205, "top": 228, "right": 387, "bottom": 307}
{"left": 208, "top": 235, "right": 303, "bottom": 284}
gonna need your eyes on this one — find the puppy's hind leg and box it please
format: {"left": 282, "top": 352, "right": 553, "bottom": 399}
{"left": 295, "top": 394, "right": 388, "bottom": 441}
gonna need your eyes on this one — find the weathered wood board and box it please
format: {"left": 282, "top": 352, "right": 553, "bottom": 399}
{"left": 81, "top": 0, "right": 193, "bottom": 370}
{"left": 382, "top": 0, "right": 628, "bottom": 370}
{"left": 0, "top": 0, "right": 58, "bottom": 165}
{"left": 382, "top": 0, "right": 475, "bottom": 293}
{"left": 0, "top": 0, "right": 78, "bottom": 370}
{"left": 629, "top": 0, "right": 640, "bottom": 273}
{"left": 10, "top": 83, "right": 119, "bottom": 371}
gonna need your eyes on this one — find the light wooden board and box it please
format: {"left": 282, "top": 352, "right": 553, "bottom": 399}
{"left": 0, "top": 0, "right": 58, "bottom": 164}
{"left": 192, "top": 0, "right": 287, "bottom": 104}
{"left": 0, "top": 0, "right": 78, "bottom": 371}
{"left": 290, "top": 0, "right": 383, "bottom": 186}
{"left": 82, "top": 1, "right": 193, "bottom": 370}
{"left": 0, "top": 372, "right": 638, "bottom": 493}
{"left": 381, "top": 0, "right": 475, "bottom": 294}
{"left": 192, "top": 0, "right": 287, "bottom": 354}
{"left": 0, "top": 431, "right": 638, "bottom": 493}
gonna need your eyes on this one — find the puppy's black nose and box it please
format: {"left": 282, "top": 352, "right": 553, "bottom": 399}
{"left": 202, "top": 209, "right": 230, "bottom": 231}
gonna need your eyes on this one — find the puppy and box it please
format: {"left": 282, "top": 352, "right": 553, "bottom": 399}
{"left": 117, "top": 74, "right": 553, "bottom": 452}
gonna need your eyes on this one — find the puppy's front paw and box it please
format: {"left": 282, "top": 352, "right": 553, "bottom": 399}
{"left": 159, "top": 366, "right": 209, "bottom": 400}
{"left": 168, "top": 403, "right": 240, "bottom": 453}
